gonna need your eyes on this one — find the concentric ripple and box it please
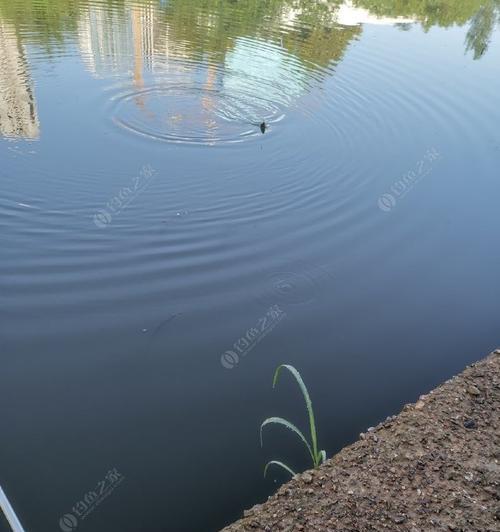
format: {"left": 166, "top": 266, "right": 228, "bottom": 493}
{"left": 105, "top": 31, "right": 317, "bottom": 146}
{"left": 256, "top": 263, "right": 335, "bottom": 307}
{"left": 111, "top": 83, "right": 284, "bottom": 145}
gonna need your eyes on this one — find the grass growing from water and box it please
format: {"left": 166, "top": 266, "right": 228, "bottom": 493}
{"left": 260, "top": 364, "right": 326, "bottom": 478}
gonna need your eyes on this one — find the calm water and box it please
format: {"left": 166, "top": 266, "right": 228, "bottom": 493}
{"left": 1, "top": 1, "right": 499, "bottom": 531}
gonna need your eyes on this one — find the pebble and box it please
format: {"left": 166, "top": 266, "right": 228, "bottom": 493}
{"left": 463, "top": 419, "right": 476, "bottom": 429}
{"left": 467, "top": 385, "right": 481, "bottom": 396}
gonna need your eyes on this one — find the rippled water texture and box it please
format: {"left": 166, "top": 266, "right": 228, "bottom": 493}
{"left": 1, "top": 1, "right": 500, "bottom": 531}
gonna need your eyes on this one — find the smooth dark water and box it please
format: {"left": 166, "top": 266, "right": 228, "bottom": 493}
{"left": 1, "top": 1, "right": 499, "bottom": 531}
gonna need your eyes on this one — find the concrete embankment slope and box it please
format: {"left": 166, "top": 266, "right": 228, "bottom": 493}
{"left": 221, "top": 349, "right": 500, "bottom": 532}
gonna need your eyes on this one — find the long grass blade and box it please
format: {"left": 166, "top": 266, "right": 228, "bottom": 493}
{"left": 260, "top": 416, "right": 314, "bottom": 463}
{"left": 273, "top": 364, "right": 319, "bottom": 464}
{"left": 263, "top": 460, "right": 296, "bottom": 478}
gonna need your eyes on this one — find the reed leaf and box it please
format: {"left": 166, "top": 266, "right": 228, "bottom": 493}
{"left": 273, "top": 364, "right": 320, "bottom": 466}
{"left": 261, "top": 364, "right": 326, "bottom": 478}
{"left": 263, "top": 460, "right": 296, "bottom": 478}
{"left": 260, "top": 416, "right": 314, "bottom": 463}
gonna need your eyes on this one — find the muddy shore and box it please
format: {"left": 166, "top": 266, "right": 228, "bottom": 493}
{"left": 221, "top": 349, "right": 500, "bottom": 532}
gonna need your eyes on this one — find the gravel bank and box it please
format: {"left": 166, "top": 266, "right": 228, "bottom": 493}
{"left": 221, "top": 349, "right": 500, "bottom": 532}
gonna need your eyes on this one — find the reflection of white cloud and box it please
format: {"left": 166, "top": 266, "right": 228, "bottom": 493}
{"left": 337, "top": 1, "right": 416, "bottom": 26}
{"left": 281, "top": 0, "right": 415, "bottom": 28}
{"left": 224, "top": 38, "right": 306, "bottom": 107}
{"left": 280, "top": 7, "right": 303, "bottom": 26}
{"left": 0, "top": 20, "right": 39, "bottom": 139}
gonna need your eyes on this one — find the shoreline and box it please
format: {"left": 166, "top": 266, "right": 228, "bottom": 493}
{"left": 221, "top": 349, "right": 500, "bottom": 531}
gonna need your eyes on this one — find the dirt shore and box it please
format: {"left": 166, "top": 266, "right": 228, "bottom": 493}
{"left": 221, "top": 349, "right": 500, "bottom": 532}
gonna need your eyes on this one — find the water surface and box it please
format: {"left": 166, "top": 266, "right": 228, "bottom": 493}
{"left": 1, "top": 1, "right": 500, "bottom": 531}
